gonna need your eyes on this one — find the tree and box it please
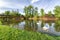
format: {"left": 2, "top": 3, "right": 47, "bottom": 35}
{"left": 54, "top": 6, "right": 60, "bottom": 18}
{"left": 10, "top": 10, "right": 21, "bottom": 16}
{"left": 34, "top": 7, "right": 38, "bottom": 17}
{"left": 24, "top": 6, "right": 29, "bottom": 18}
{"left": 24, "top": 5, "right": 38, "bottom": 18}
{"left": 40, "top": 9, "right": 45, "bottom": 16}
{"left": 48, "top": 11, "right": 52, "bottom": 16}
{"left": 5, "top": 11, "right": 10, "bottom": 15}
{"left": 3, "top": 11, "right": 10, "bottom": 22}
{"left": 28, "top": 5, "right": 33, "bottom": 17}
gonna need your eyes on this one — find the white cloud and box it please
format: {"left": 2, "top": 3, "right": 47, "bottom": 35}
{"left": 0, "top": 0, "right": 13, "bottom": 9}
{"left": 31, "top": 0, "right": 39, "bottom": 4}
{"left": 0, "top": 0, "right": 24, "bottom": 14}
{"left": 0, "top": 0, "right": 7, "bottom": 7}
{"left": 0, "top": 0, "right": 25, "bottom": 9}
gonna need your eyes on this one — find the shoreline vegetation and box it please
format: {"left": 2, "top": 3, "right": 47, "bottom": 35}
{"left": 0, "top": 25, "right": 60, "bottom": 40}
{"left": 0, "top": 5, "right": 60, "bottom": 22}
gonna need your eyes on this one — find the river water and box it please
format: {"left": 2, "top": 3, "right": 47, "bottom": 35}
{"left": 2, "top": 20, "right": 60, "bottom": 36}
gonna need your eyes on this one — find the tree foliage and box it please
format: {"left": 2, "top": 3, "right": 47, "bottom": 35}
{"left": 4, "top": 10, "right": 21, "bottom": 16}
{"left": 40, "top": 9, "right": 45, "bottom": 16}
{"left": 48, "top": 11, "right": 52, "bottom": 16}
{"left": 24, "top": 5, "right": 38, "bottom": 18}
{"left": 5, "top": 11, "right": 10, "bottom": 15}
{"left": 54, "top": 6, "right": 60, "bottom": 18}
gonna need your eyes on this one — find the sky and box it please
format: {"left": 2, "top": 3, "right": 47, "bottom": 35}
{"left": 0, "top": 0, "right": 60, "bottom": 14}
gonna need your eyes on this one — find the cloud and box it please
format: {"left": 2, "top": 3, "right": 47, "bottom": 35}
{"left": 0, "top": 0, "right": 7, "bottom": 7}
{"left": 31, "top": 0, "right": 39, "bottom": 3}
{"left": 0, "top": 0, "right": 24, "bottom": 14}
{"left": 0, "top": 0, "right": 13, "bottom": 8}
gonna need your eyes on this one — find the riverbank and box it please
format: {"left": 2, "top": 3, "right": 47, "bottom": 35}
{"left": 0, "top": 25, "right": 60, "bottom": 40}
{"left": 28, "top": 17, "right": 58, "bottom": 21}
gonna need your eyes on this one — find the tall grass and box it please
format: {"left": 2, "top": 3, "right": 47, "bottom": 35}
{"left": 0, "top": 25, "right": 60, "bottom": 40}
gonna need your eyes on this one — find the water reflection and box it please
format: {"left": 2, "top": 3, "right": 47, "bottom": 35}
{"left": 14, "top": 21, "right": 25, "bottom": 30}
{"left": 55, "top": 20, "right": 60, "bottom": 32}
{"left": 37, "top": 21, "right": 60, "bottom": 36}
{"left": 42, "top": 23, "right": 49, "bottom": 31}
{"left": 24, "top": 20, "right": 38, "bottom": 31}
{"left": 1, "top": 20, "right": 60, "bottom": 36}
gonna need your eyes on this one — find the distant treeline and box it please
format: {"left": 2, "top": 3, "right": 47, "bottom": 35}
{"left": 0, "top": 5, "right": 60, "bottom": 19}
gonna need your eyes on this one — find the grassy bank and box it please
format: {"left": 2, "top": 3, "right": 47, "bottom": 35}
{"left": 0, "top": 25, "right": 60, "bottom": 40}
